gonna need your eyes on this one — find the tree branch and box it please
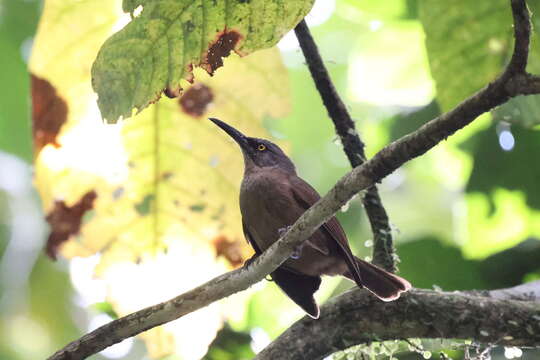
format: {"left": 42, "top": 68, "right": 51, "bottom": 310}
{"left": 294, "top": 19, "right": 396, "bottom": 272}
{"left": 49, "top": 0, "right": 538, "bottom": 359}
{"left": 255, "top": 281, "right": 540, "bottom": 360}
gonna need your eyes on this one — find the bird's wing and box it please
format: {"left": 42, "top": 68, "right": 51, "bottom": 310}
{"left": 242, "top": 220, "right": 321, "bottom": 318}
{"left": 289, "top": 175, "right": 363, "bottom": 287}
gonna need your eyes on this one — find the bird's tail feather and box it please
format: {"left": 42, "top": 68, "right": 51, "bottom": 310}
{"left": 344, "top": 257, "right": 411, "bottom": 301}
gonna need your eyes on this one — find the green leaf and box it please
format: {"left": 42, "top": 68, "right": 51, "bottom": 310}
{"left": 463, "top": 190, "right": 540, "bottom": 258}
{"left": 0, "top": 0, "right": 41, "bottom": 161}
{"left": 493, "top": 0, "right": 540, "bottom": 127}
{"left": 388, "top": 101, "right": 441, "bottom": 141}
{"left": 92, "top": 0, "right": 314, "bottom": 122}
{"left": 419, "top": 0, "right": 513, "bottom": 111}
{"left": 204, "top": 325, "right": 255, "bottom": 360}
{"left": 339, "top": 0, "right": 409, "bottom": 19}
{"left": 493, "top": 95, "right": 540, "bottom": 128}
{"left": 461, "top": 124, "right": 540, "bottom": 257}
{"left": 420, "top": 0, "right": 540, "bottom": 126}
{"left": 397, "top": 237, "right": 488, "bottom": 290}
{"left": 479, "top": 239, "right": 540, "bottom": 288}
{"left": 91, "top": 302, "right": 119, "bottom": 319}
{"left": 465, "top": 125, "right": 540, "bottom": 209}
{"left": 135, "top": 193, "right": 155, "bottom": 215}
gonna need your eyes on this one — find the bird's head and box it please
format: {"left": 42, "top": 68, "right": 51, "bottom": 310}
{"left": 209, "top": 118, "right": 296, "bottom": 173}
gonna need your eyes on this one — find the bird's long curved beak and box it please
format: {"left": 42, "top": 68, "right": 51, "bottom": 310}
{"left": 209, "top": 118, "right": 253, "bottom": 155}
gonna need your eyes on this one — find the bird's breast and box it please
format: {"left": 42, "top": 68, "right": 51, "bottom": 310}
{"left": 240, "top": 167, "right": 295, "bottom": 250}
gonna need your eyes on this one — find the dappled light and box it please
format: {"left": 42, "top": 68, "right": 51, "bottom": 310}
{"left": 1, "top": 0, "right": 540, "bottom": 359}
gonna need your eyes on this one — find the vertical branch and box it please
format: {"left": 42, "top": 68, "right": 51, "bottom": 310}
{"left": 294, "top": 19, "right": 396, "bottom": 271}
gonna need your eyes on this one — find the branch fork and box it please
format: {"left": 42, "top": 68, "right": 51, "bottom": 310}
{"left": 49, "top": 0, "right": 540, "bottom": 359}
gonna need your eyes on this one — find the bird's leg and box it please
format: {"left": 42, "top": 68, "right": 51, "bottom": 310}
{"left": 278, "top": 226, "right": 303, "bottom": 259}
{"left": 290, "top": 245, "right": 303, "bottom": 259}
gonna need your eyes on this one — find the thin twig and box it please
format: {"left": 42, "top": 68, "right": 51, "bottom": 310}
{"left": 48, "top": 0, "right": 537, "bottom": 359}
{"left": 294, "top": 19, "right": 396, "bottom": 272}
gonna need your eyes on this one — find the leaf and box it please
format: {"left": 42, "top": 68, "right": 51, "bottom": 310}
{"left": 30, "top": 0, "right": 291, "bottom": 357}
{"left": 396, "top": 237, "right": 488, "bottom": 291}
{"left": 459, "top": 124, "right": 540, "bottom": 258}
{"left": 492, "top": 94, "right": 540, "bottom": 128}
{"left": 420, "top": 0, "right": 540, "bottom": 126}
{"left": 205, "top": 325, "right": 255, "bottom": 360}
{"left": 465, "top": 124, "right": 540, "bottom": 210}
{"left": 339, "top": 0, "right": 409, "bottom": 20}
{"left": 463, "top": 189, "right": 540, "bottom": 259}
{"left": 91, "top": 0, "right": 314, "bottom": 122}
{"left": 0, "top": 0, "right": 41, "bottom": 161}
{"left": 419, "top": 0, "right": 513, "bottom": 111}
{"left": 91, "top": 302, "right": 119, "bottom": 319}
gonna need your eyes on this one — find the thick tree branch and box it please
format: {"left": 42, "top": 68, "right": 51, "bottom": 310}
{"left": 294, "top": 19, "right": 396, "bottom": 272}
{"left": 255, "top": 282, "right": 540, "bottom": 360}
{"left": 49, "top": 0, "right": 538, "bottom": 359}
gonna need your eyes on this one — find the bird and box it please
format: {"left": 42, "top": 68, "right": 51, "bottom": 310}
{"left": 209, "top": 117, "right": 411, "bottom": 319}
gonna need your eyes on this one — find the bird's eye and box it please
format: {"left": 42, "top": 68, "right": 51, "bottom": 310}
{"left": 257, "top": 144, "right": 266, "bottom": 151}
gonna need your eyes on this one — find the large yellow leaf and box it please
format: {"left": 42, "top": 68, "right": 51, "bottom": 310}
{"left": 29, "top": 0, "right": 290, "bottom": 358}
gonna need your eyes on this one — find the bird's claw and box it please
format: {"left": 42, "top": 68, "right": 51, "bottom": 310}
{"left": 243, "top": 254, "right": 258, "bottom": 269}
{"left": 243, "top": 255, "right": 273, "bottom": 281}
{"left": 290, "top": 244, "right": 303, "bottom": 259}
{"left": 278, "top": 225, "right": 292, "bottom": 237}
{"left": 278, "top": 226, "right": 303, "bottom": 259}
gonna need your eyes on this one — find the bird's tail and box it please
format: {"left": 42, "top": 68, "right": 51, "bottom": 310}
{"left": 344, "top": 257, "right": 412, "bottom": 301}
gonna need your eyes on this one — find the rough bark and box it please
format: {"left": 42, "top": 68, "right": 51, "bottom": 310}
{"left": 255, "top": 282, "right": 540, "bottom": 360}
{"left": 48, "top": 0, "right": 540, "bottom": 359}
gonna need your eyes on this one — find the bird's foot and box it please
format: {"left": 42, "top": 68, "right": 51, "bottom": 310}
{"left": 243, "top": 254, "right": 258, "bottom": 269}
{"left": 243, "top": 254, "right": 273, "bottom": 281}
{"left": 290, "top": 244, "right": 303, "bottom": 259}
{"left": 278, "top": 225, "right": 292, "bottom": 237}
{"left": 278, "top": 226, "right": 303, "bottom": 259}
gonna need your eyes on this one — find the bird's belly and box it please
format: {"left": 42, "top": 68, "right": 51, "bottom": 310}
{"left": 240, "top": 192, "right": 289, "bottom": 251}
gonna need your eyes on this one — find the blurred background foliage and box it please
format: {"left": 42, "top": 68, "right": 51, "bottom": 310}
{"left": 1, "top": 0, "right": 540, "bottom": 359}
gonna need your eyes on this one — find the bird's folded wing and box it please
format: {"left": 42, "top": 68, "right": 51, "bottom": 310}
{"left": 289, "top": 175, "right": 363, "bottom": 286}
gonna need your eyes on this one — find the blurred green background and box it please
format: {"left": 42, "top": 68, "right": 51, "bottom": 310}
{"left": 1, "top": 0, "right": 540, "bottom": 359}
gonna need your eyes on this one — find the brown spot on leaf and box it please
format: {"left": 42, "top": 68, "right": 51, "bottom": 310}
{"left": 213, "top": 235, "right": 243, "bottom": 267}
{"left": 204, "top": 30, "right": 243, "bottom": 74}
{"left": 179, "top": 83, "right": 214, "bottom": 117}
{"left": 164, "top": 86, "right": 182, "bottom": 99}
{"left": 149, "top": 90, "right": 163, "bottom": 105}
{"left": 185, "top": 64, "right": 195, "bottom": 84}
{"left": 45, "top": 191, "right": 97, "bottom": 260}
{"left": 31, "top": 74, "right": 68, "bottom": 154}
{"left": 161, "top": 171, "right": 174, "bottom": 180}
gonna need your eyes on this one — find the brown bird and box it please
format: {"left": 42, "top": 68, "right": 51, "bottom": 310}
{"left": 210, "top": 118, "right": 411, "bottom": 318}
